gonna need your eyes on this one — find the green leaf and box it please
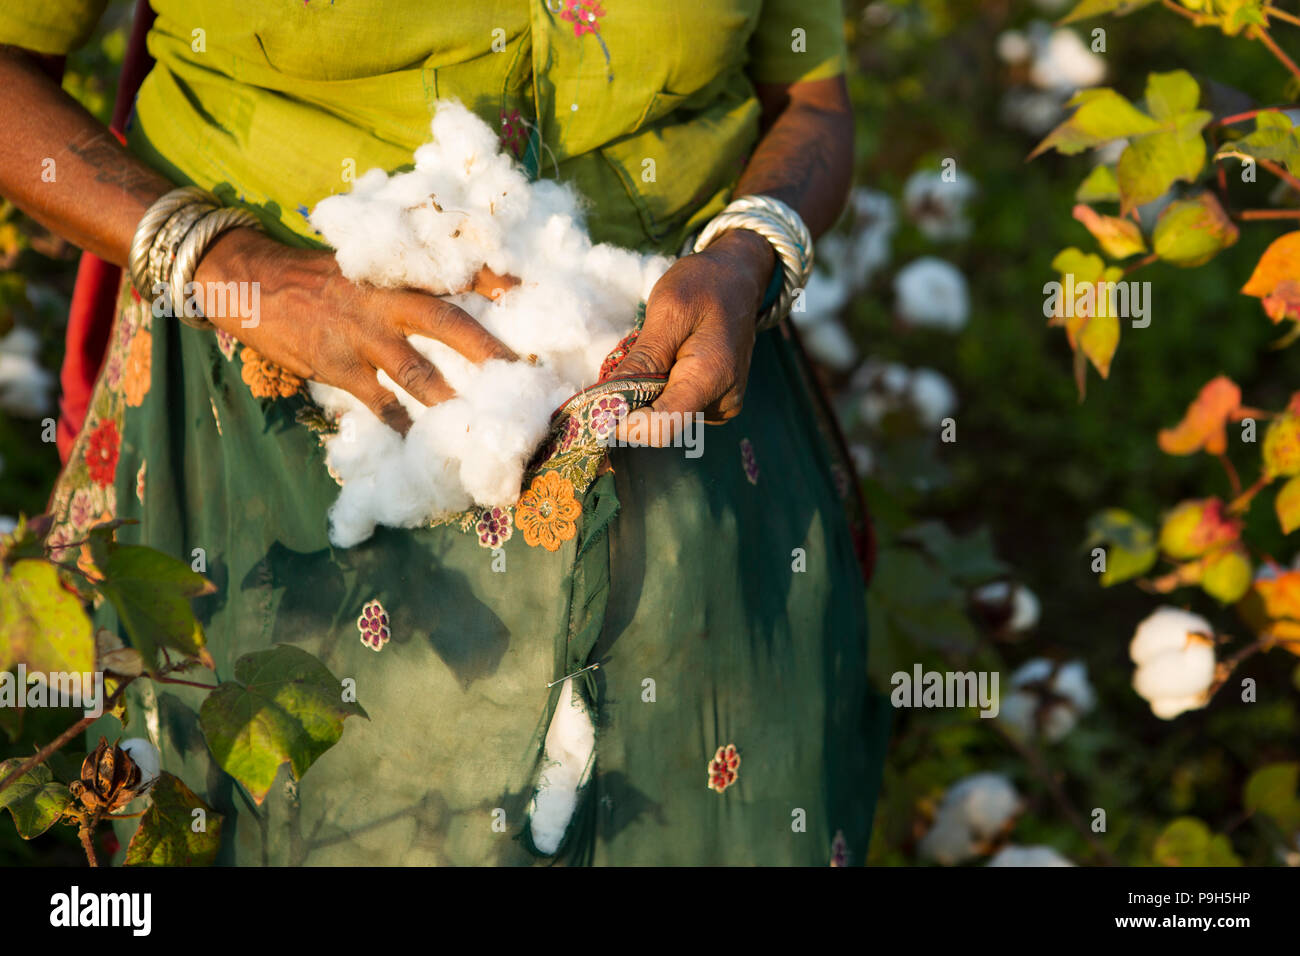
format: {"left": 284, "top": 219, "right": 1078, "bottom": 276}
{"left": 199, "top": 645, "right": 368, "bottom": 805}
{"left": 0, "top": 759, "right": 72, "bottom": 839}
{"left": 1214, "top": 110, "right": 1300, "bottom": 174}
{"left": 1085, "top": 509, "right": 1159, "bottom": 586}
{"left": 0, "top": 559, "right": 94, "bottom": 675}
{"left": 1112, "top": 72, "right": 1211, "bottom": 213}
{"left": 89, "top": 528, "right": 216, "bottom": 674}
{"left": 1152, "top": 817, "right": 1241, "bottom": 866}
{"left": 123, "top": 772, "right": 223, "bottom": 866}
{"left": 1059, "top": 0, "right": 1159, "bottom": 23}
{"left": 1152, "top": 193, "right": 1239, "bottom": 267}
{"left": 1243, "top": 762, "right": 1300, "bottom": 832}
{"left": 898, "top": 522, "right": 1009, "bottom": 586}
{"left": 1029, "top": 88, "right": 1160, "bottom": 159}
{"left": 1076, "top": 164, "right": 1121, "bottom": 203}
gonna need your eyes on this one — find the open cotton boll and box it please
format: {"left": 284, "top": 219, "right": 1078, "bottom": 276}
{"left": 1130, "top": 606, "right": 1214, "bottom": 663}
{"left": 987, "top": 845, "right": 1075, "bottom": 867}
{"left": 119, "top": 738, "right": 161, "bottom": 790}
{"left": 920, "top": 772, "right": 1022, "bottom": 864}
{"left": 307, "top": 100, "right": 672, "bottom": 546}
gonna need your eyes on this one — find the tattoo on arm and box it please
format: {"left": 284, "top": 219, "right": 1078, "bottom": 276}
{"left": 66, "top": 131, "right": 164, "bottom": 206}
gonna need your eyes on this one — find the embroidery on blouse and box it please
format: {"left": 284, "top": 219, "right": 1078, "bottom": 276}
{"left": 707, "top": 744, "right": 741, "bottom": 793}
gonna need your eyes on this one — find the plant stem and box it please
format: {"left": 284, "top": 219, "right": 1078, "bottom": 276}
{"left": 1251, "top": 24, "right": 1300, "bottom": 86}
{"left": 1238, "top": 208, "right": 1300, "bottom": 219}
{"left": 1161, "top": 0, "right": 1202, "bottom": 21}
{"left": 1267, "top": 5, "right": 1300, "bottom": 28}
{"left": 1258, "top": 156, "right": 1300, "bottom": 194}
{"left": 0, "top": 680, "right": 131, "bottom": 797}
{"left": 78, "top": 823, "right": 99, "bottom": 867}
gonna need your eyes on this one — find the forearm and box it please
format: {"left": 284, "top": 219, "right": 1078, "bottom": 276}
{"left": 710, "top": 74, "right": 855, "bottom": 296}
{"left": 0, "top": 45, "right": 172, "bottom": 267}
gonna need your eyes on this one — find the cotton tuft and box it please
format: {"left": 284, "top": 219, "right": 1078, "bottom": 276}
{"left": 309, "top": 101, "right": 671, "bottom": 546}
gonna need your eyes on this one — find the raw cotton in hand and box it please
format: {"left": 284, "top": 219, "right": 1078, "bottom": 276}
{"left": 309, "top": 101, "right": 671, "bottom": 547}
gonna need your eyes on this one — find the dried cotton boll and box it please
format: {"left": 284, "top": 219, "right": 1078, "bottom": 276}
{"left": 987, "top": 845, "right": 1075, "bottom": 867}
{"left": 308, "top": 101, "right": 670, "bottom": 546}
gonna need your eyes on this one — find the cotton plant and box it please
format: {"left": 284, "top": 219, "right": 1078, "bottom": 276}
{"left": 996, "top": 658, "right": 1096, "bottom": 743}
{"left": 918, "top": 772, "right": 1024, "bottom": 865}
{"left": 971, "top": 580, "right": 1042, "bottom": 637}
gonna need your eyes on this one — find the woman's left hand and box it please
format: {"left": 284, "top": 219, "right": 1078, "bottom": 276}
{"left": 614, "top": 228, "right": 775, "bottom": 444}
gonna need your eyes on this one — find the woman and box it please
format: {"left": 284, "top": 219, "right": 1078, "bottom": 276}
{"left": 0, "top": 0, "right": 887, "bottom": 864}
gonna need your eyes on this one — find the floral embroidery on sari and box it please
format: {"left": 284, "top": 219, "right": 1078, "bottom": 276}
{"left": 707, "top": 743, "right": 741, "bottom": 793}
{"left": 515, "top": 472, "right": 581, "bottom": 551}
{"left": 475, "top": 506, "right": 513, "bottom": 548}
{"left": 135, "top": 461, "right": 147, "bottom": 506}
{"left": 357, "top": 599, "right": 391, "bottom": 651}
{"left": 240, "top": 346, "right": 303, "bottom": 399}
{"left": 122, "top": 328, "right": 152, "bottom": 407}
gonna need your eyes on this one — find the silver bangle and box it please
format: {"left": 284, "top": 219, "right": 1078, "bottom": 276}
{"left": 145, "top": 201, "right": 215, "bottom": 305}
{"left": 691, "top": 194, "right": 814, "bottom": 332}
{"left": 128, "top": 186, "right": 215, "bottom": 298}
{"left": 170, "top": 206, "right": 262, "bottom": 330}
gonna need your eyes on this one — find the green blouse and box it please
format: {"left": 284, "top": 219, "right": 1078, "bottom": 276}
{"left": 2, "top": 0, "right": 846, "bottom": 252}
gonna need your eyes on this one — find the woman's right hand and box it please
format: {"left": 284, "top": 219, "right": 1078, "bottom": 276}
{"left": 193, "top": 226, "right": 518, "bottom": 434}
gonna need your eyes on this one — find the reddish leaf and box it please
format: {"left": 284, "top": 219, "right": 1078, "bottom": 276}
{"left": 1157, "top": 376, "right": 1242, "bottom": 456}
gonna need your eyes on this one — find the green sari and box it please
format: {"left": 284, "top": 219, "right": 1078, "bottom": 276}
{"left": 16, "top": 0, "right": 889, "bottom": 864}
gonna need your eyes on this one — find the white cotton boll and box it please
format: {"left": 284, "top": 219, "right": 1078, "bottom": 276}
{"left": 1133, "top": 644, "right": 1216, "bottom": 703}
{"left": 902, "top": 171, "right": 975, "bottom": 243}
{"left": 0, "top": 326, "right": 41, "bottom": 358}
{"left": 1008, "top": 585, "right": 1040, "bottom": 633}
{"left": 119, "top": 738, "right": 161, "bottom": 790}
{"left": 1149, "top": 693, "right": 1210, "bottom": 720}
{"left": 1130, "top": 607, "right": 1214, "bottom": 664}
{"left": 1053, "top": 660, "right": 1095, "bottom": 714}
{"left": 996, "top": 690, "right": 1038, "bottom": 740}
{"left": 847, "top": 188, "right": 897, "bottom": 284}
{"left": 0, "top": 351, "right": 55, "bottom": 418}
{"left": 527, "top": 677, "right": 596, "bottom": 855}
{"left": 893, "top": 257, "right": 969, "bottom": 332}
{"left": 1028, "top": 27, "right": 1106, "bottom": 94}
{"left": 800, "top": 320, "right": 858, "bottom": 372}
{"left": 849, "top": 442, "right": 874, "bottom": 476}
{"left": 921, "top": 772, "right": 1022, "bottom": 865}
{"left": 307, "top": 100, "right": 665, "bottom": 545}
{"left": 918, "top": 813, "right": 978, "bottom": 866}
{"left": 1040, "top": 704, "right": 1079, "bottom": 742}
{"left": 908, "top": 368, "right": 957, "bottom": 427}
{"left": 791, "top": 267, "right": 850, "bottom": 330}
{"left": 951, "top": 772, "right": 1022, "bottom": 838}
{"left": 1009, "top": 657, "right": 1054, "bottom": 688}
{"left": 999, "top": 87, "right": 1067, "bottom": 136}
{"left": 988, "top": 845, "right": 1075, "bottom": 867}
{"left": 997, "top": 30, "right": 1031, "bottom": 65}
{"left": 0, "top": 516, "right": 16, "bottom": 536}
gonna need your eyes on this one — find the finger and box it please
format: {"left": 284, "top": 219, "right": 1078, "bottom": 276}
{"left": 351, "top": 373, "right": 414, "bottom": 436}
{"left": 612, "top": 306, "right": 690, "bottom": 378}
{"left": 368, "top": 340, "right": 455, "bottom": 408}
{"left": 614, "top": 360, "right": 715, "bottom": 448}
{"left": 398, "top": 292, "right": 518, "bottom": 363}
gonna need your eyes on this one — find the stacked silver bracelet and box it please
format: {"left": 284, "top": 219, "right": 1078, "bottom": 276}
{"left": 690, "top": 194, "right": 814, "bottom": 332}
{"left": 128, "top": 186, "right": 261, "bottom": 330}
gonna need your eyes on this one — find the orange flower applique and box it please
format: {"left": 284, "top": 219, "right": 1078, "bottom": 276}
{"left": 514, "top": 471, "right": 581, "bottom": 551}
{"left": 707, "top": 744, "right": 741, "bottom": 793}
{"left": 122, "top": 328, "right": 152, "bottom": 407}
{"left": 240, "top": 346, "right": 303, "bottom": 399}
